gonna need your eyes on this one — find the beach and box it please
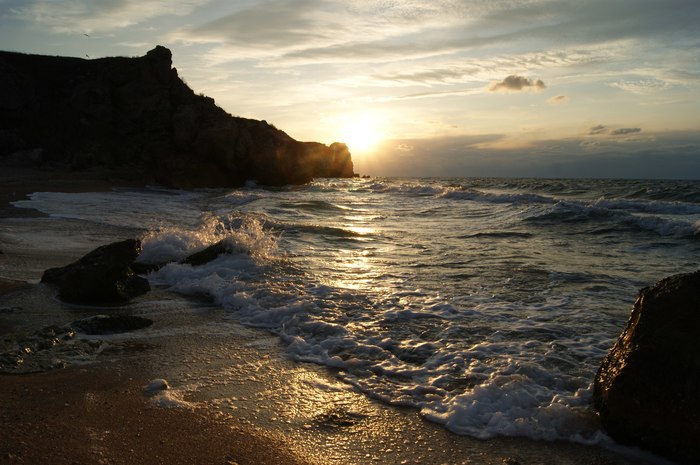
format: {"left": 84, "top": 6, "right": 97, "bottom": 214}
{"left": 0, "top": 168, "right": 672, "bottom": 465}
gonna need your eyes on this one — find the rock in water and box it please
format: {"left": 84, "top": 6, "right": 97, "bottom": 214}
{"left": 41, "top": 239, "right": 150, "bottom": 304}
{"left": 593, "top": 270, "right": 700, "bottom": 463}
{"left": 180, "top": 239, "right": 233, "bottom": 266}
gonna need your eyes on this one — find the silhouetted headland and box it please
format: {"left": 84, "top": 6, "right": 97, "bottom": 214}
{"left": 0, "top": 46, "right": 354, "bottom": 187}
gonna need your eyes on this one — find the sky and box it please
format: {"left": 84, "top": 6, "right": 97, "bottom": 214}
{"left": 1, "top": 0, "right": 699, "bottom": 179}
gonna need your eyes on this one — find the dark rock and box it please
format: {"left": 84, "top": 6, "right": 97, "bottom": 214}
{"left": 593, "top": 270, "right": 700, "bottom": 464}
{"left": 41, "top": 239, "right": 150, "bottom": 304}
{"left": 0, "top": 46, "right": 355, "bottom": 187}
{"left": 130, "top": 261, "right": 164, "bottom": 275}
{"left": 71, "top": 315, "right": 153, "bottom": 335}
{"left": 180, "top": 240, "right": 234, "bottom": 266}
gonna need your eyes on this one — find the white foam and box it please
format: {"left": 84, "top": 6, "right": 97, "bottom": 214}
{"left": 421, "top": 371, "right": 602, "bottom": 443}
{"left": 139, "top": 213, "right": 277, "bottom": 264}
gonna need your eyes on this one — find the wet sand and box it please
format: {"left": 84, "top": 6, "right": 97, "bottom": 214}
{"left": 0, "top": 167, "right": 664, "bottom": 465}
{"left": 0, "top": 364, "right": 310, "bottom": 465}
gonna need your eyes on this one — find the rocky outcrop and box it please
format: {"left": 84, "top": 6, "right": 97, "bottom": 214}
{"left": 41, "top": 239, "right": 150, "bottom": 304}
{"left": 0, "top": 46, "right": 354, "bottom": 187}
{"left": 593, "top": 271, "right": 700, "bottom": 464}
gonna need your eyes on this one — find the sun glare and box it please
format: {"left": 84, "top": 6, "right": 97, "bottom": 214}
{"left": 341, "top": 117, "right": 382, "bottom": 153}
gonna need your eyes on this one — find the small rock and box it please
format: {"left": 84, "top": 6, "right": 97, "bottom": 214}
{"left": 144, "top": 378, "right": 170, "bottom": 396}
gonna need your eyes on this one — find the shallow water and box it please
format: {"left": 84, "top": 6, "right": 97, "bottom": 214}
{"left": 11, "top": 177, "right": 700, "bottom": 448}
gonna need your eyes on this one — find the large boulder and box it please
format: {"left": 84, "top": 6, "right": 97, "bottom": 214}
{"left": 593, "top": 270, "right": 700, "bottom": 463}
{"left": 41, "top": 239, "right": 150, "bottom": 304}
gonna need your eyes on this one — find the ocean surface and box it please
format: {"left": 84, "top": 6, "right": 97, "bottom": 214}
{"left": 14, "top": 177, "right": 700, "bottom": 446}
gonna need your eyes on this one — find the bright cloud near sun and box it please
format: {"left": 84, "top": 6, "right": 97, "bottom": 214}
{"left": 1, "top": 0, "right": 699, "bottom": 178}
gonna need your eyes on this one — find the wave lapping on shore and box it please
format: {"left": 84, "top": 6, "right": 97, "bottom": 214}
{"left": 10, "top": 177, "right": 700, "bottom": 449}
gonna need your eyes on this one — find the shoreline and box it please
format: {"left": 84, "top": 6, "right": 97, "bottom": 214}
{"left": 0, "top": 363, "right": 311, "bottom": 465}
{"left": 0, "top": 167, "right": 666, "bottom": 465}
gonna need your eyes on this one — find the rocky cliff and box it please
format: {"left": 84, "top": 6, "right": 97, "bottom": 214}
{"left": 0, "top": 46, "right": 354, "bottom": 187}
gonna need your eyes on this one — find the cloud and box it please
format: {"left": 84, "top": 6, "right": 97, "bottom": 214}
{"left": 489, "top": 75, "right": 545, "bottom": 92}
{"left": 188, "top": 0, "right": 326, "bottom": 49}
{"left": 589, "top": 126, "right": 642, "bottom": 137}
{"left": 611, "top": 127, "right": 642, "bottom": 136}
{"left": 610, "top": 79, "right": 671, "bottom": 94}
{"left": 548, "top": 95, "right": 568, "bottom": 105}
{"left": 13, "top": 0, "right": 209, "bottom": 34}
{"left": 384, "top": 87, "right": 482, "bottom": 101}
{"left": 172, "top": 0, "right": 465, "bottom": 64}
{"left": 366, "top": 130, "right": 700, "bottom": 179}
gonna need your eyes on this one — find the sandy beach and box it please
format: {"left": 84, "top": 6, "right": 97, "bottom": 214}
{"left": 0, "top": 168, "right": 664, "bottom": 465}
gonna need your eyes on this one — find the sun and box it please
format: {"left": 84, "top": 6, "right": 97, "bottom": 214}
{"left": 341, "top": 117, "right": 381, "bottom": 153}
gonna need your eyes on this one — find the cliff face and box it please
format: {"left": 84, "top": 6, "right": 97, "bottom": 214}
{"left": 0, "top": 46, "right": 354, "bottom": 187}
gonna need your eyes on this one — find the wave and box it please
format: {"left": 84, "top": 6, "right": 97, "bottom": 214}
{"left": 524, "top": 201, "right": 699, "bottom": 238}
{"left": 440, "top": 188, "right": 558, "bottom": 205}
{"left": 278, "top": 200, "right": 354, "bottom": 213}
{"left": 144, "top": 233, "right": 615, "bottom": 447}
{"left": 593, "top": 198, "right": 700, "bottom": 215}
{"left": 138, "top": 213, "right": 277, "bottom": 264}
{"left": 459, "top": 231, "right": 534, "bottom": 239}
{"left": 281, "top": 223, "right": 366, "bottom": 238}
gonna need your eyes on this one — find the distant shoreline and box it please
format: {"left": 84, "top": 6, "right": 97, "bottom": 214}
{"left": 0, "top": 166, "right": 138, "bottom": 219}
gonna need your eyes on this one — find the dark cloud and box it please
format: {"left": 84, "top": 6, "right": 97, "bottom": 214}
{"left": 589, "top": 125, "right": 608, "bottom": 135}
{"left": 489, "top": 75, "right": 545, "bottom": 92}
{"left": 611, "top": 127, "right": 642, "bottom": 136}
{"left": 367, "top": 130, "right": 700, "bottom": 180}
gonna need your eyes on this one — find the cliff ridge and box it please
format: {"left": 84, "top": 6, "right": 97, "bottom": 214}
{"left": 0, "top": 45, "right": 354, "bottom": 187}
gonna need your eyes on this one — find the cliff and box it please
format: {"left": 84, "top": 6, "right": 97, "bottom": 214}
{"left": 0, "top": 46, "right": 354, "bottom": 187}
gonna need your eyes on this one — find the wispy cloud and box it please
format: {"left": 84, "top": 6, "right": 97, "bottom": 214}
{"left": 12, "top": 0, "right": 209, "bottom": 34}
{"left": 382, "top": 87, "right": 483, "bottom": 101}
{"left": 548, "top": 95, "right": 568, "bottom": 105}
{"left": 610, "top": 79, "right": 671, "bottom": 94}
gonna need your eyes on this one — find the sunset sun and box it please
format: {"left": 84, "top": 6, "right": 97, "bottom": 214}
{"left": 341, "top": 117, "right": 382, "bottom": 153}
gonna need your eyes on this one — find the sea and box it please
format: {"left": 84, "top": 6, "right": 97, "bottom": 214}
{"left": 12, "top": 177, "right": 700, "bottom": 448}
